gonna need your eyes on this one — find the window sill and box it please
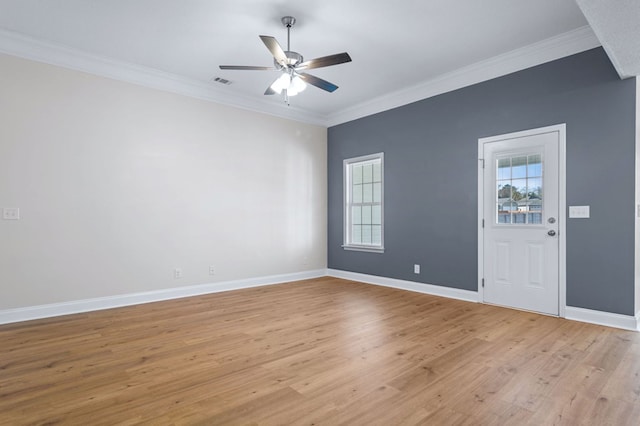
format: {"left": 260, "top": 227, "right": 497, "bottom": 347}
{"left": 342, "top": 245, "right": 385, "bottom": 254}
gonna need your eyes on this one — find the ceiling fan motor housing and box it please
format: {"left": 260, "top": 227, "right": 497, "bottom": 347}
{"left": 281, "top": 16, "right": 296, "bottom": 27}
{"left": 274, "top": 51, "right": 303, "bottom": 70}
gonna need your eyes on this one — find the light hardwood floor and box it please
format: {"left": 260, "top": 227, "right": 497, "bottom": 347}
{"left": 1, "top": 277, "right": 639, "bottom": 425}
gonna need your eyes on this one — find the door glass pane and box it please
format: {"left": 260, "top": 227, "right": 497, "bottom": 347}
{"left": 528, "top": 154, "right": 542, "bottom": 177}
{"left": 511, "top": 156, "right": 527, "bottom": 178}
{"left": 511, "top": 179, "right": 527, "bottom": 201}
{"left": 528, "top": 177, "right": 543, "bottom": 199}
{"left": 497, "top": 158, "right": 511, "bottom": 180}
{"left": 495, "top": 152, "right": 543, "bottom": 225}
{"left": 497, "top": 203, "right": 512, "bottom": 224}
{"left": 528, "top": 212, "right": 542, "bottom": 224}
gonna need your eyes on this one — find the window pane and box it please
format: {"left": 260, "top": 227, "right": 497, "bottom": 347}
{"left": 527, "top": 199, "right": 543, "bottom": 211}
{"left": 497, "top": 158, "right": 511, "bottom": 180}
{"left": 498, "top": 210, "right": 512, "bottom": 224}
{"left": 363, "top": 163, "right": 373, "bottom": 183}
{"left": 373, "top": 182, "right": 382, "bottom": 203}
{"left": 373, "top": 162, "right": 381, "bottom": 182}
{"left": 500, "top": 200, "right": 518, "bottom": 211}
{"left": 372, "top": 205, "right": 381, "bottom": 225}
{"left": 362, "top": 225, "right": 372, "bottom": 244}
{"left": 352, "top": 206, "right": 362, "bottom": 224}
{"left": 495, "top": 150, "right": 543, "bottom": 225}
{"left": 352, "top": 225, "right": 362, "bottom": 244}
{"left": 372, "top": 225, "right": 382, "bottom": 245}
{"left": 527, "top": 177, "right": 542, "bottom": 200}
{"left": 528, "top": 154, "right": 542, "bottom": 177}
{"left": 362, "top": 205, "right": 372, "bottom": 225}
{"left": 528, "top": 212, "right": 542, "bottom": 224}
{"left": 513, "top": 212, "right": 526, "bottom": 223}
{"left": 511, "top": 179, "right": 527, "bottom": 201}
{"left": 353, "top": 184, "right": 362, "bottom": 203}
{"left": 362, "top": 183, "right": 373, "bottom": 203}
{"left": 497, "top": 182, "right": 512, "bottom": 201}
{"left": 512, "top": 156, "right": 527, "bottom": 178}
{"left": 352, "top": 164, "right": 363, "bottom": 184}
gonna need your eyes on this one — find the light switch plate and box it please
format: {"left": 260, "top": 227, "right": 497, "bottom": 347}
{"left": 2, "top": 207, "right": 20, "bottom": 220}
{"left": 569, "top": 205, "right": 590, "bottom": 218}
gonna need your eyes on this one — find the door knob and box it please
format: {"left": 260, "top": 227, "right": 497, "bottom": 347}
{"left": 547, "top": 230, "right": 556, "bottom": 236}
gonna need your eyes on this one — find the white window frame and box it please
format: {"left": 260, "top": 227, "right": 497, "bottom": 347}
{"left": 343, "top": 152, "right": 384, "bottom": 253}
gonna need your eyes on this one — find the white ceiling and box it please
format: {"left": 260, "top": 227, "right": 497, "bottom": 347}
{"left": 576, "top": 0, "right": 640, "bottom": 79}
{"left": 0, "top": 1, "right": 610, "bottom": 126}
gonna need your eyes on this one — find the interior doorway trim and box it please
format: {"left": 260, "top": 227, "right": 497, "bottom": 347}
{"left": 477, "top": 124, "right": 567, "bottom": 317}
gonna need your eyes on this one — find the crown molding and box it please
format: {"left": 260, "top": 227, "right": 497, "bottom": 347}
{"left": 0, "top": 29, "right": 327, "bottom": 126}
{"left": 0, "top": 26, "right": 600, "bottom": 128}
{"left": 326, "top": 25, "right": 601, "bottom": 127}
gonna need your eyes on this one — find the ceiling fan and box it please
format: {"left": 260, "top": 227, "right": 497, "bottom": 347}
{"left": 219, "top": 16, "right": 352, "bottom": 104}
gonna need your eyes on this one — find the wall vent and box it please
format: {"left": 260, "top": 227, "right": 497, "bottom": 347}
{"left": 211, "top": 77, "right": 232, "bottom": 85}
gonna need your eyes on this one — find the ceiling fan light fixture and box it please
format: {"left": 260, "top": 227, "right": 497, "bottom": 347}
{"left": 270, "top": 73, "right": 290, "bottom": 94}
{"left": 270, "top": 73, "right": 307, "bottom": 96}
{"left": 288, "top": 75, "right": 307, "bottom": 96}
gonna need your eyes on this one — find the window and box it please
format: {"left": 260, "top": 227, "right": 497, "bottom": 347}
{"left": 343, "top": 153, "right": 384, "bottom": 252}
{"left": 496, "top": 152, "right": 543, "bottom": 224}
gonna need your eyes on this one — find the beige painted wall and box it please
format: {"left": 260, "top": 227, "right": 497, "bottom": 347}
{"left": 0, "top": 54, "right": 327, "bottom": 310}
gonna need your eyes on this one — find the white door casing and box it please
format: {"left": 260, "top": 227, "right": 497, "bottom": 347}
{"left": 478, "top": 125, "right": 566, "bottom": 316}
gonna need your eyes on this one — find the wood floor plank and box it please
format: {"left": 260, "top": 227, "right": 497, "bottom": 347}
{"left": 1, "top": 277, "right": 639, "bottom": 425}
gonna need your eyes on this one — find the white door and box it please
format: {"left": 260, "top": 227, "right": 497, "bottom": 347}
{"left": 480, "top": 126, "right": 563, "bottom": 315}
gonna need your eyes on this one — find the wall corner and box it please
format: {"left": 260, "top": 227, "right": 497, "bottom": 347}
{"left": 635, "top": 76, "right": 640, "bottom": 318}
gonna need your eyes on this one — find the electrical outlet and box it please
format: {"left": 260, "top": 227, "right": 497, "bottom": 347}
{"left": 174, "top": 268, "right": 183, "bottom": 279}
{"left": 209, "top": 265, "right": 215, "bottom": 275}
{"left": 414, "top": 264, "right": 420, "bottom": 274}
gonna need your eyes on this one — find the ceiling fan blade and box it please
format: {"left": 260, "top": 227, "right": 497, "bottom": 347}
{"left": 298, "top": 73, "right": 339, "bottom": 93}
{"left": 296, "top": 52, "right": 352, "bottom": 70}
{"left": 259, "top": 35, "right": 288, "bottom": 65}
{"left": 219, "top": 65, "right": 274, "bottom": 70}
{"left": 264, "top": 84, "right": 277, "bottom": 96}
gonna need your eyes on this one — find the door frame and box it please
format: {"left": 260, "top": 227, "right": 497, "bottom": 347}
{"left": 477, "top": 124, "right": 567, "bottom": 317}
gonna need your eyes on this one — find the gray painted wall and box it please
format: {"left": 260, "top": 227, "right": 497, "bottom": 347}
{"left": 328, "top": 48, "right": 636, "bottom": 316}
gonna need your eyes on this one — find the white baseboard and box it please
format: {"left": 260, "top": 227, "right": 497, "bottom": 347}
{"left": 326, "top": 269, "right": 479, "bottom": 303}
{"left": 328, "top": 269, "right": 639, "bottom": 332}
{"left": 565, "top": 306, "right": 639, "bottom": 331}
{"left": 0, "top": 269, "right": 326, "bottom": 325}
{"left": 4, "top": 269, "right": 637, "bottom": 333}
